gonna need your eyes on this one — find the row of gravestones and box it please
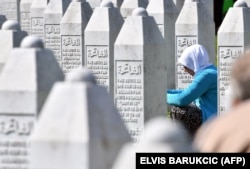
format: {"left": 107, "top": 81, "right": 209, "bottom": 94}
{"left": 0, "top": 34, "right": 193, "bottom": 169}
{"left": 1, "top": 0, "right": 250, "bottom": 168}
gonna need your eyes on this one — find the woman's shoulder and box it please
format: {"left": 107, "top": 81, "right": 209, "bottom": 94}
{"left": 195, "top": 65, "right": 217, "bottom": 80}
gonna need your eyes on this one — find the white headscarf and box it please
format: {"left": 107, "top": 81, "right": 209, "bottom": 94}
{"left": 178, "top": 44, "right": 212, "bottom": 74}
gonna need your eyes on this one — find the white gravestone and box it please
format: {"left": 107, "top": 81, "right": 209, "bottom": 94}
{"left": 0, "top": 20, "right": 27, "bottom": 73}
{"left": 29, "top": 67, "right": 131, "bottom": 169}
{"left": 0, "top": 0, "right": 5, "bottom": 15}
{"left": 114, "top": 8, "right": 168, "bottom": 143}
{"left": 111, "top": 116, "right": 194, "bottom": 169}
{"left": 217, "top": 2, "right": 250, "bottom": 114}
{"left": 3, "top": 0, "right": 20, "bottom": 23}
{"left": 85, "top": 0, "right": 123, "bottom": 99}
{"left": 30, "top": 0, "right": 49, "bottom": 39}
{"left": 147, "top": 0, "right": 178, "bottom": 89}
{"left": 44, "top": 0, "right": 71, "bottom": 67}
{"left": 20, "top": 0, "right": 34, "bottom": 34}
{"left": 175, "top": 0, "right": 215, "bottom": 89}
{"left": 61, "top": 0, "right": 92, "bottom": 75}
{"left": 0, "top": 36, "right": 64, "bottom": 169}
{"left": 120, "top": 0, "right": 148, "bottom": 19}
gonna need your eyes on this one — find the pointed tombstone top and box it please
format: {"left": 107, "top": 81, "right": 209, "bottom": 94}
{"left": 2, "top": 20, "right": 21, "bottom": 31}
{"left": 234, "top": 0, "right": 248, "bottom": 7}
{"left": 143, "top": 116, "right": 190, "bottom": 144}
{"left": 132, "top": 7, "right": 148, "bottom": 16}
{"left": 100, "top": 0, "right": 114, "bottom": 8}
{"left": 66, "top": 67, "right": 97, "bottom": 84}
{"left": 21, "top": 35, "right": 44, "bottom": 48}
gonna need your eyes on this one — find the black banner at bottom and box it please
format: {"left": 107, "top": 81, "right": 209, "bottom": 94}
{"left": 136, "top": 153, "right": 250, "bottom": 169}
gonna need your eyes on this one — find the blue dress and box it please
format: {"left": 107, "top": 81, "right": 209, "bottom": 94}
{"left": 167, "top": 65, "right": 218, "bottom": 123}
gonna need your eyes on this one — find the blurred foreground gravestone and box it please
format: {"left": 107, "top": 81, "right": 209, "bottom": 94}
{"left": 0, "top": 20, "right": 27, "bottom": 73}
{"left": 29, "top": 67, "right": 131, "bottom": 169}
{"left": 0, "top": 36, "right": 64, "bottom": 169}
{"left": 85, "top": 0, "right": 123, "bottom": 98}
{"left": 114, "top": 7, "right": 168, "bottom": 142}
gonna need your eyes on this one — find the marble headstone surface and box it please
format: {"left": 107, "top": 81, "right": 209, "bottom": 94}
{"left": 0, "top": 0, "right": 5, "bottom": 15}
{"left": 217, "top": 2, "right": 250, "bottom": 114}
{"left": 30, "top": 0, "right": 50, "bottom": 39}
{"left": 3, "top": 0, "right": 20, "bottom": 23}
{"left": 175, "top": 0, "right": 215, "bottom": 89}
{"left": 44, "top": 0, "right": 71, "bottom": 67}
{"left": 85, "top": 0, "right": 123, "bottom": 98}
{"left": 114, "top": 7, "right": 168, "bottom": 142}
{"left": 0, "top": 20, "right": 27, "bottom": 73}
{"left": 0, "top": 36, "right": 64, "bottom": 169}
{"left": 20, "top": 0, "right": 34, "bottom": 34}
{"left": 147, "top": 0, "right": 178, "bottom": 89}
{"left": 29, "top": 67, "right": 131, "bottom": 169}
{"left": 120, "top": 0, "right": 148, "bottom": 19}
{"left": 111, "top": 116, "right": 194, "bottom": 169}
{"left": 61, "top": 0, "right": 92, "bottom": 75}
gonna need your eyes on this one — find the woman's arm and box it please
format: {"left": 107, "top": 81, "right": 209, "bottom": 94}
{"left": 167, "top": 72, "right": 214, "bottom": 106}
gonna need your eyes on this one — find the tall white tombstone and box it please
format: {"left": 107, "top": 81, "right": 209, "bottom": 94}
{"left": 3, "top": 0, "right": 20, "bottom": 23}
{"left": 30, "top": 0, "right": 49, "bottom": 39}
{"left": 147, "top": 0, "right": 178, "bottom": 89}
{"left": 61, "top": 0, "right": 92, "bottom": 75}
{"left": 0, "top": 36, "right": 64, "bottom": 169}
{"left": 120, "top": 0, "right": 148, "bottom": 19}
{"left": 20, "top": 0, "right": 33, "bottom": 34}
{"left": 44, "top": 0, "right": 71, "bottom": 67}
{"left": 0, "top": 20, "right": 27, "bottom": 73}
{"left": 114, "top": 8, "right": 168, "bottom": 142}
{"left": 85, "top": 0, "right": 123, "bottom": 98}
{"left": 29, "top": 68, "right": 131, "bottom": 169}
{"left": 175, "top": 0, "right": 215, "bottom": 89}
{"left": 218, "top": 2, "right": 250, "bottom": 114}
